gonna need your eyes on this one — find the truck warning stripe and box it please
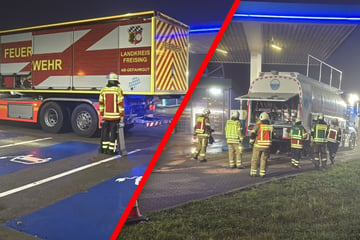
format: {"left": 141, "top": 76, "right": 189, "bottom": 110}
{"left": 155, "top": 19, "right": 188, "bottom": 91}
{"left": 0, "top": 141, "right": 98, "bottom": 176}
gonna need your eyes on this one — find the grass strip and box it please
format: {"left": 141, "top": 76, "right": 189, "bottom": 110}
{"left": 118, "top": 160, "right": 360, "bottom": 240}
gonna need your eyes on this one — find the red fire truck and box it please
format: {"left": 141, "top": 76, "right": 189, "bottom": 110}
{"left": 0, "top": 11, "right": 189, "bottom": 137}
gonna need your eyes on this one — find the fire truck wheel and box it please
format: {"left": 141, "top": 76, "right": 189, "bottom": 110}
{"left": 71, "top": 103, "right": 98, "bottom": 137}
{"left": 39, "top": 102, "right": 66, "bottom": 133}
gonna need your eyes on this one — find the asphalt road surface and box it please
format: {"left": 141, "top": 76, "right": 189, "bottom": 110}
{"left": 138, "top": 134, "right": 360, "bottom": 214}
{"left": 0, "top": 120, "right": 169, "bottom": 240}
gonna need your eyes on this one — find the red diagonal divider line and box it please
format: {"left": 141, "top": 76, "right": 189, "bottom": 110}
{"left": 110, "top": 1, "right": 241, "bottom": 239}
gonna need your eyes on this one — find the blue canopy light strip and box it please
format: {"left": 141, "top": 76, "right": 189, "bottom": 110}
{"left": 233, "top": 13, "right": 360, "bottom": 23}
{"left": 189, "top": 6, "right": 360, "bottom": 33}
{"left": 189, "top": 27, "right": 220, "bottom": 34}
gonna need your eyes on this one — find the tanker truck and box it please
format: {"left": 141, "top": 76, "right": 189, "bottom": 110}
{"left": 0, "top": 11, "right": 189, "bottom": 137}
{"left": 237, "top": 69, "right": 357, "bottom": 153}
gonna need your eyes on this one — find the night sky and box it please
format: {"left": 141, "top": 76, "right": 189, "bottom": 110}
{"left": 0, "top": 0, "right": 235, "bottom": 31}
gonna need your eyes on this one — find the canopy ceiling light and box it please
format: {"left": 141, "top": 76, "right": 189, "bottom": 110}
{"left": 269, "top": 38, "right": 282, "bottom": 51}
{"left": 348, "top": 93, "right": 359, "bottom": 106}
{"left": 271, "top": 42, "right": 282, "bottom": 50}
{"left": 215, "top": 48, "right": 228, "bottom": 54}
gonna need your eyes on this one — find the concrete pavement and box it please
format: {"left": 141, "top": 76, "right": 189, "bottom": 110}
{"left": 138, "top": 134, "right": 331, "bottom": 214}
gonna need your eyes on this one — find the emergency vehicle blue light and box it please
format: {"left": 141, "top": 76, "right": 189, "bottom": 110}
{"left": 189, "top": 27, "right": 221, "bottom": 34}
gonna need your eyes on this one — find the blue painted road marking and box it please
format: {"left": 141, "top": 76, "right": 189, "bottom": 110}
{"left": 0, "top": 141, "right": 98, "bottom": 176}
{"left": 0, "top": 132, "right": 21, "bottom": 139}
{"left": 5, "top": 165, "right": 146, "bottom": 240}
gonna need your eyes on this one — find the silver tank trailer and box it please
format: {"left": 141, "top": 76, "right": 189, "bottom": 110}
{"left": 238, "top": 71, "right": 348, "bottom": 153}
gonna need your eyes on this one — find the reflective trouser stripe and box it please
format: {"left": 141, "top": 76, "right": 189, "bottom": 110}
{"left": 291, "top": 158, "right": 299, "bottom": 166}
{"left": 108, "top": 142, "right": 116, "bottom": 151}
{"left": 250, "top": 148, "right": 269, "bottom": 176}
{"left": 193, "top": 136, "right": 208, "bottom": 160}
{"left": 102, "top": 141, "right": 110, "bottom": 149}
{"left": 228, "top": 143, "right": 243, "bottom": 167}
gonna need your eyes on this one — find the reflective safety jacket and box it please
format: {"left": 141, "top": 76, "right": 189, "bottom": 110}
{"left": 225, "top": 119, "right": 243, "bottom": 144}
{"left": 99, "top": 86, "right": 124, "bottom": 121}
{"left": 194, "top": 116, "right": 211, "bottom": 136}
{"left": 327, "top": 124, "right": 342, "bottom": 143}
{"left": 290, "top": 124, "right": 307, "bottom": 149}
{"left": 251, "top": 122, "right": 273, "bottom": 149}
{"left": 311, "top": 121, "right": 328, "bottom": 143}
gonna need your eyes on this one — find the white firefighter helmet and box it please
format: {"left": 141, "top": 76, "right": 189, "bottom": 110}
{"left": 332, "top": 118, "right": 339, "bottom": 126}
{"left": 202, "top": 108, "right": 211, "bottom": 115}
{"left": 259, "top": 112, "right": 269, "bottom": 121}
{"left": 231, "top": 111, "right": 239, "bottom": 118}
{"left": 295, "top": 117, "right": 302, "bottom": 124}
{"left": 318, "top": 113, "right": 324, "bottom": 120}
{"left": 107, "top": 72, "right": 119, "bottom": 85}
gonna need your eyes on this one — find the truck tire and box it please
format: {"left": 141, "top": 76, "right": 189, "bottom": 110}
{"left": 71, "top": 103, "right": 98, "bottom": 137}
{"left": 39, "top": 102, "right": 66, "bottom": 133}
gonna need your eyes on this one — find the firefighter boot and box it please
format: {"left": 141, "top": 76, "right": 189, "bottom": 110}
{"left": 321, "top": 160, "right": 327, "bottom": 169}
{"left": 330, "top": 153, "right": 336, "bottom": 165}
{"left": 314, "top": 160, "right": 320, "bottom": 170}
{"left": 98, "top": 147, "right": 104, "bottom": 154}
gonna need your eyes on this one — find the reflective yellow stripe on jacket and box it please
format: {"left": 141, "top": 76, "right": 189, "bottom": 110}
{"left": 313, "top": 124, "right": 327, "bottom": 143}
{"left": 255, "top": 124, "right": 273, "bottom": 148}
{"left": 327, "top": 128, "right": 338, "bottom": 143}
{"left": 99, "top": 86, "right": 124, "bottom": 120}
{"left": 195, "top": 116, "right": 205, "bottom": 134}
{"left": 290, "top": 126, "right": 307, "bottom": 149}
{"left": 225, "top": 120, "right": 242, "bottom": 144}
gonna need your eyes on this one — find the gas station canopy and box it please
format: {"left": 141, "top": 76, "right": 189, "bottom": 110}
{"left": 190, "top": 1, "right": 360, "bottom": 65}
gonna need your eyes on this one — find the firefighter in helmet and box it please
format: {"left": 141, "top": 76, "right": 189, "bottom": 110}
{"left": 225, "top": 111, "right": 244, "bottom": 169}
{"left": 327, "top": 118, "right": 342, "bottom": 165}
{"left": 249, "top": 112, "right": 273, "bottom": 177}
{"left": 99, "top": 72, "right": 124, "bottom": 155}
{"left": 290, "top": 117, "right": 307, "bottom": 168}
{"left": 193, "top": 108, "right": 212, "bottom": 162}
{"left": 311, "top": 113, "right": 328, "bottom": 169}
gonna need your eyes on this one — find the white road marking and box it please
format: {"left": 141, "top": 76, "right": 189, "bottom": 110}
{"left": 0, "top": 137, "right": 53, "bottom": 149}
{"left": 0, "top": 148, "right": 142, "bottom": 198}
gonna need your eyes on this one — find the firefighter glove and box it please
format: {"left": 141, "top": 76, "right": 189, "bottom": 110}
{"left": 209, "top": 136, "right": 215, "bottom": 144}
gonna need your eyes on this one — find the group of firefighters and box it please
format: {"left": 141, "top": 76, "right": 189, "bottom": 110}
{"left": 193, "top": 108, "right": 343, "bottom": 177}
{"left": 97, "top": 72, "right": 344, "bottom": 176}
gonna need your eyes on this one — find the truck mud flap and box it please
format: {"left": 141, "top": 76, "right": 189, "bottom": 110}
{"left": 117, "top": 123, "right": 127, "bottom": 155}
